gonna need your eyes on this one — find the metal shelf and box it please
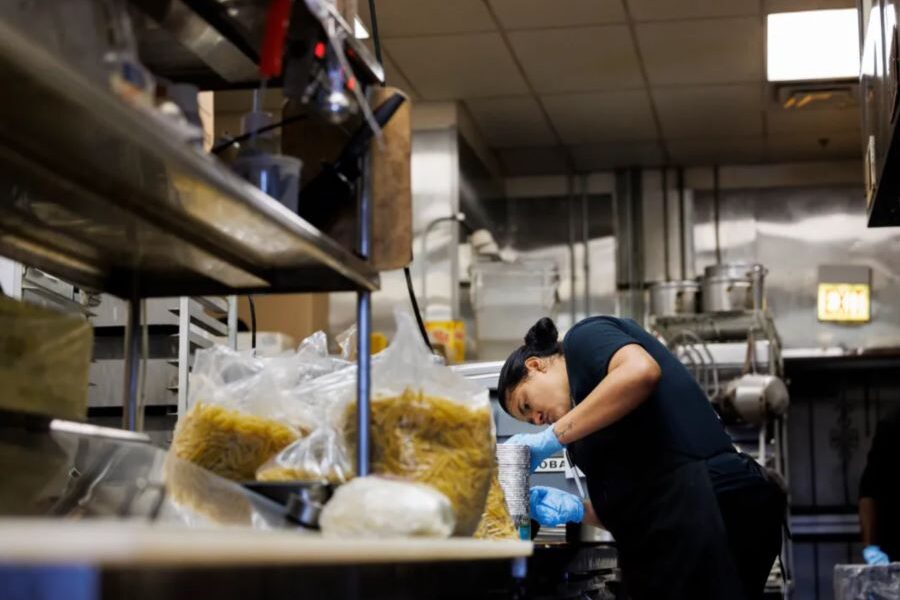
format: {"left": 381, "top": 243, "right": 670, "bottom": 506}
{"left": 0, "top": 16, "right": 379, "bottom": 299}
{"left": 0, "top": 10, "right": 378, "bottom": 474}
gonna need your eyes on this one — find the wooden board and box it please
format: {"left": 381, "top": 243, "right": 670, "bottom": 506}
{"left": 281, "top": 89, "right": 412, "bottom": 271}
{"left": 369, "top": 87, "right": 412, "bottom": 270}
{"left": 0, "top": 519, "right": 532, "bottom": 566}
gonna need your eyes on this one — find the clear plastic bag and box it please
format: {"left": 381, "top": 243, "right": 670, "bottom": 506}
{"left": 340, "top": 311, "right": 495, "bottom": 536}
{"left": 319, "top": 476, "right": 455, "bottom": 538}
{"left": 171, "top": 331, "right": 350, "bottom": 481}
{"left": 170, "top": 400, "right": 299, "bottom": 482}
{"left": 834, "top": 564, "right": 900, "bottom": 600}
{"left": 256, "top": 427, "right": 352, "bottom": 484}
{"left": 336, "top": 324, "right": 358, "bottom": 361}
{"left": 474, "top": 464, "right": 518, "bottom": 540}
{"left": 0, "top": 295, "right": 92, "bottom": 421}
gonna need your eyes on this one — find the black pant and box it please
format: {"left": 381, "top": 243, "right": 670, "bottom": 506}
{"left": 717, "top": 479, "right": 786, "bottom": 600}
{"left": 609, "top": 461, "right": 784, "bottom": 600}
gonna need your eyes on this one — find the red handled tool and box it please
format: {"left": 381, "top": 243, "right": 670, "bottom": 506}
{"left": 260, "top": 0, "right": 292, "bottom": 78}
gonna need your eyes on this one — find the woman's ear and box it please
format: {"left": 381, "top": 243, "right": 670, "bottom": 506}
{"left": 524, "top": 356, "right": 544, "bottom": 373}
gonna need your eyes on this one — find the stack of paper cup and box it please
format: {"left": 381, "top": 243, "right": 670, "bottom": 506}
{"left": 496, "top": 444, "right": 531, "bottom": 540}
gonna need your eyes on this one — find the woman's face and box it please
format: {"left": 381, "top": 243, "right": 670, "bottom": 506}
{"left": 505, "top": 356, "right": 571, "bottom": 427}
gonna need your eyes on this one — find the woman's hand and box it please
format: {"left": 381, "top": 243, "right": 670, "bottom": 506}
{"left": 529, "top": 486, "right": 584, "bottom": 526}
{"left": 863, "top": 545, "right": 890, "bottom": 565}
{"left": 505, "top": 427, "right": 563, "bottom": 472}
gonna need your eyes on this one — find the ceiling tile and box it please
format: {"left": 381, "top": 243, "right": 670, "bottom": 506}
{"left": 489, "top": 0, "right": 626, "bottom": 29}
{"left": 766, "top": 132, "right": 861, "bottom": 161}
{"left": 570, "top": 142, "right": 664, "bottom": 169}
{"left": 386, "top": 34, "right": 529, "bottom": 99}
{"left": 508, "top": 26, "right": 644, "bottom": 93}
{"left": 361, "top": 0, "right": 494, "bottom": 37}
{"left": 627, "top": 0, "right": 761, "bottom": 20}
{"left": 498, "top": 147, "right": 569, "bottom": 175}
{"left": 382, "top": 53, "right": 419, "bottom": 99}
{"left": 465, "top": 97, "right": 557, "bottom": 147}
{"left": 766, "top": 106, "right": 861, "bottom": 135}
{"left": 654, "top": 84, "right": 763, "bottom": 138}
{"left": 668, "top": 136, "right": 765, "bottom": 164}
{"left": 764, "top": 0, "right": 854, "bottom": 13}
{"left": 542, "top": 91, "right": 658, "bottom": 144}
{"left": 637, "top": 18, "right": 763, "bottom": 86}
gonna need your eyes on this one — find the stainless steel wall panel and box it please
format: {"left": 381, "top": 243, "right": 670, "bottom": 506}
{"left": 477, "top": 193, "right": 616, "bottom": 337}
{"left": 694, "top": 185, "right": 900, "bottom": 349}
{"left": 615, "top": 169, "right": 644, "bottom": 320}
{"left": 641, "top": 170, "right": 667, "bottom": 284}
{"left": 644, "top": 168, "right": 697, "bottom": 283}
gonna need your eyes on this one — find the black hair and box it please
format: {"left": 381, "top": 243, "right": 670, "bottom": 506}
{"left": 497, "top": 317, "right": 562, "bottom": 416}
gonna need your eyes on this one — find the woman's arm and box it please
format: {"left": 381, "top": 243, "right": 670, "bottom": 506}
{"left": 859, "top": 496, "right": 878, "bottom": 547}
{"left": 552, "top": 344, "right": 661, "bottom": 446}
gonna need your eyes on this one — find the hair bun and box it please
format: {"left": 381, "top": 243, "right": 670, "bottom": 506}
{"left": 524, "top": 317, "right": 559, "bottom": 351}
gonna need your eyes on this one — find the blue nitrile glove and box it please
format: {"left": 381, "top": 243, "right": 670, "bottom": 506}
{"left": 863, "top": 545, "right": 890, "bottom": 566}
{"left": 505, "top": 427, "right": 564, "bottom": 472}
{"left": 529, "top": 486, "right": 584, "bottom": 527}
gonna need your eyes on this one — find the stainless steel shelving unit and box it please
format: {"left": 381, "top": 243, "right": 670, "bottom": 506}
{"left": 0, "top": 16, "right": 378, "bottom": 298}
{"left": 172, "top": 295, "right": 238, "bottom": 418}
{"left": 0, "top": 8, "right": 379, "bottom": 473}
{"left": 653, "top": 309, "right": 792, "bottom": 599}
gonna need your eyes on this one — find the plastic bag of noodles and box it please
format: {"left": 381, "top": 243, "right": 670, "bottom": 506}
{"left": 256, "top": 427, "right": 352, "bottom": 484}
{"left": 474, "top": 464, "right": 519, "bottom": 540}
{"left": 171, "top": 332, "right": 350, "bottom": 481}
{"left": 337, "top": 311, "right": 494, "bottom": 536}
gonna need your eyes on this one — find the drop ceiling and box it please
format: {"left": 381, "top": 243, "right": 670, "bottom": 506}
{"left": 358, "top": 0, "right": 860, "bottom": 176}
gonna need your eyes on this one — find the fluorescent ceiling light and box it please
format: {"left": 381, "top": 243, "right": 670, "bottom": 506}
{"left": 354, "top": 17, "right": 370, "bottom": 39}
{"left": 767, "top": 9, "right": 860, "bottom": 81}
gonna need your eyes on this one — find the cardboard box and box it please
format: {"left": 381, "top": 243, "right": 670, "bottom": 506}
{"left": 237, "top": 294, "right": 329, "bottom": 344}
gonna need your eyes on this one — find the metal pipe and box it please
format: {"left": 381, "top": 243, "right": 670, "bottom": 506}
{"left": 356, "top": 290, "right": 371, "bottom": 476}
{"left": 176, "top": 297, "right": 191, "bottom": 418}
{"left": 122, "top": 294, "right": 141, "bottom": 431}
{"left": 356, "top": 149, "right": 373, "bottom": 476}
{"left": 138, "top": 299, "right": 148, "bottom": 432}
{"left": 567, "top": 175, "right": 577, "bottom": 323}
{"left": 630, "top": 169, "right": 645, "bottom": 321}
{"left": 580, "top": 174, "right": 590, "bottom": 317}
{"left": 662, "top": 168, "right": 671, "bottom": 281}
{"left": 677, "top": 167, "right": 686, "bottom": 280}
{"left": 713, "top": 165, "right": 722, "bottom": 265}
{"left": 227, "top": 295, "right": 238, "bottom": 349}
{"left": 420, "top": 213, "right": 464, "bottom": 319}
{"left": 758, "top": 426, "right": 766, "bottom": 467}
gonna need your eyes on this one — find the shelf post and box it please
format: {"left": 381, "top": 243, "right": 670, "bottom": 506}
{"left": 356, "top": 138, "right": 373, "bottom": 477}
{"left": 122, "top": 294, "right": 141, "bottom": 431}
{"left": 356, "top": 289, "right": 371, "bottom": 476}
{"left": 177, "top": 297, "right": 191, "bottom": 419}
{"left": 227, "top": 295, "right": 239, "bottom": 350}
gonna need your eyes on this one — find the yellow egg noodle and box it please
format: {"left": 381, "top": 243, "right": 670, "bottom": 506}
{"left": 474, "top": 466, "right": 519, "bottom": 540}
{"left": 255, "top": 466, "right": 346, "bottom": 485}
{"left": 171, "top": 402, "right": 300, "bottom": 481}
{"left": 344, "top": 389, "right": 494, "bottom": 536}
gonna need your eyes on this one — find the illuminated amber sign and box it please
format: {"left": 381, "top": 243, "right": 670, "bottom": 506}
{"left": 817, "top": 283, "right": 871, "bottom": 323}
